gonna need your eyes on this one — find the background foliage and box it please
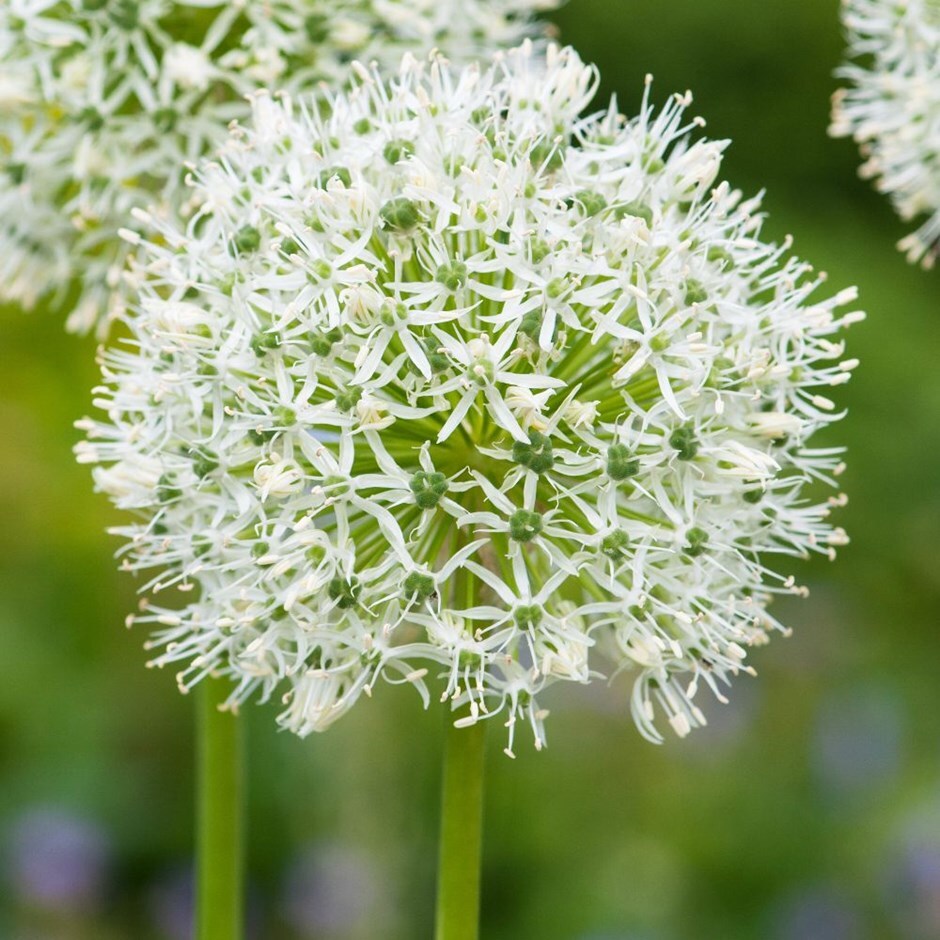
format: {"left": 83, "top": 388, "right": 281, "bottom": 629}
{"left": 1, "top": 1, "right": 938, "bottom": 937}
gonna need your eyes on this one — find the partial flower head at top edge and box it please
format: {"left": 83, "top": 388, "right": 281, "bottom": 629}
{"left": 831, "top": 0, "right": 940, "bottom": 267}
{"left": 0, "top": 0, "right": 561, "bottom": 333}
{"left": 78, "top": 43, "right": 861, "bottom": 755}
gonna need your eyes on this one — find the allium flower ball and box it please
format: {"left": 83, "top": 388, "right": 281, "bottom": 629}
{"left": 831, "top": 0, "right": 940, "bottom": 267}
{"left": 0, "top": 0, "right": 558, "bottom": 334}
{"left": 77, "top": 44, "right": 862, "bottom": 753}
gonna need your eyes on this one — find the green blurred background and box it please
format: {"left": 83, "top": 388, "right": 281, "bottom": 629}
{"left": 2, "top": 1, "right": 938, "bottom": 937}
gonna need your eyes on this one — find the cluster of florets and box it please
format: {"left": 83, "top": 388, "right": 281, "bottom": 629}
{"left": 0, "top": 0, "right": 558, "bottom": 333}
{"left": 831, "top": 0, "right": 940, "bottom": 267}
{"left": 77, "top": 43, "right": 861, "bottom": 753}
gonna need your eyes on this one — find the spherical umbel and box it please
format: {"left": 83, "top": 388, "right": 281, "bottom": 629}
{"left": 831, "top": 0, "right": 940, "bottom": 267}
{"left": 77, "top": 43, "right": 861, "bottom": 754}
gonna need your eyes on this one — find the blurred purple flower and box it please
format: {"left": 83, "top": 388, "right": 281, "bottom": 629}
{"left": 771, "top": 885, "right": 864, "bottom": 940}
{"left": 4, "top": 805, "right": 112, "bottom": 912}
{"left": 887, "top": 842, "right": 940, "bottom": 937}
{"left": 882, "top": 798, "right": 940, "bottom": 938}
{"left": 281, "top": 842, "right": 383, "bottom": 937}
{"left": 577, "top": 933, "right": 659, "bottom": 940}
{"left": 812, "top": 685, "right": 903, "bottom": 794}
{"left": 148, "top": 863, "right": 264, "bottom": 940}
{"left": 148, "top": 864, "right": 194, "bottom": 940}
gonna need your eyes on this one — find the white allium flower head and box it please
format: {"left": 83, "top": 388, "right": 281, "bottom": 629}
{"left": 831, "top": 0, "right": 940, "bottom": 267}
{"left": 0, "top": 0, "right": 560, "bottom": 334}
{"left": 78, "top": 43, "right": 862, "bottom": 754}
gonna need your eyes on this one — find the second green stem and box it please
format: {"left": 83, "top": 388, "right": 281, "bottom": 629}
{"left": 196, "top": 677, "right": 244, "bottom": 940}
{"left": 434, "top": 713, "right": 487, "bottom": 940}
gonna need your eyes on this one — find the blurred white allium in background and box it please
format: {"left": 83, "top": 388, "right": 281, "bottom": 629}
{"left": 77, "top": 44, "right": 861, "bottom": 754}
{"left": 831, "top": 0, "right": 940, "bottom": 267}
{"left": 0, "top": 0, "right": 559, "bottom": 334}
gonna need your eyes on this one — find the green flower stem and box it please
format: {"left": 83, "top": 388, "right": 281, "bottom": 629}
{"left": 435, "top": 711, "right": 487, "bottom": 940}
{"left": 196, "top": 677, "right": 244, "bottom": 940}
